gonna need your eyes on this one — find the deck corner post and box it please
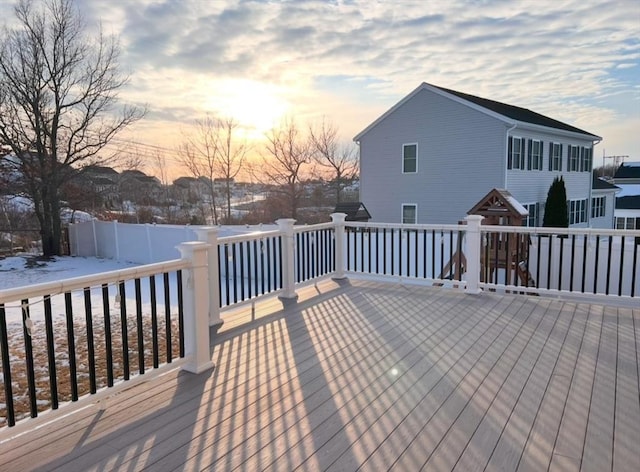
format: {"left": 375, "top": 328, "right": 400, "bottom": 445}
{"left": 331, "top": 213, "right": 348, "bottom": 280}
{"left": 194, "top": 227, "right": 223, "bottom": 332}
{"left": 276, "top": 218, "right": 298, "bottom": 302}
{"left": 464, "top": 215, "right": 484, "bottom": 294}
{"left": 177, "top": 241, "right": 215, "bottom": 374}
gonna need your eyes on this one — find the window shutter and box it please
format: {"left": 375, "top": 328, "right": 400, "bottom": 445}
{"left": 548, "top": 142, "right": 553, "bottom": 171}
{"left": 521, "top": 138, "right": 526, "bottom": 168}
{"left": 507, "top": 136, "right": 513, "bottom": 169}
{"left": 527, "top": 139, "right": 532, "bottom": 170}
{"left": 539, "top": 141, "right": 544, "bottom": 170}
{"left": 580, "top": 147, "right": 584, "bottom": 172}
{"left": 560, "top": 144, "right": 563, "bottom": 171}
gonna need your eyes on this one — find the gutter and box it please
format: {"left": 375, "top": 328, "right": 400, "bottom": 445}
{"left": 589, "top": 136, "right": 603, "bottom": 227}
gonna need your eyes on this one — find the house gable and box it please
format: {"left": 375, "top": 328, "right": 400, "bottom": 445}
{"left": 355, "top": 82, "right": 600, "bottom": 142}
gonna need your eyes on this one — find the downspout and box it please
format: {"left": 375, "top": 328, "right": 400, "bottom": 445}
{"left": 505, "top": 122, "right": 517, "bottom": 190}
{"left": 590, "top": 137, "right": 603, "bottom": 227}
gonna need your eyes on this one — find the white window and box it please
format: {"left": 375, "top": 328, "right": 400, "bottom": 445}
{"left": 549, "top": 142, "right": 562, "bottom": 171}
{"left": 581, "top": 146, "right": 592, "bottom": 172}
{"left": 568, "top": 145, "right": 580, "bottom": 171}
{"left": 522, "top": 202, "right": 539, "bottom": 227}
{"left": 569, "top": 199, "right": 588, "bottom": 225}
{"left": 616, "top": 217, "right": 640, "bottom": 230}
{"left": 402, "top": 143, "right": 417, "bottom": 173}
{"left": 591, "top": 196, "right": 605, "bottom": 218}
{"left": 508, "top": 136, "right": 525, "bottom": 170}
{"left": 528, "top": 139, "right": 543, "bottom": 170}
{"left": 402, "top": 204, "right": 417, "bottom": 224}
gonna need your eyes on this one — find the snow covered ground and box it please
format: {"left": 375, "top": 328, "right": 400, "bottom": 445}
{"left": 0, "top": 255, "right": 140, "bottom": 290}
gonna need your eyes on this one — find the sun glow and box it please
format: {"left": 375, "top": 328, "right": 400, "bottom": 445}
{"left": 208, "top": 79, "right": 290, "bottom": 140}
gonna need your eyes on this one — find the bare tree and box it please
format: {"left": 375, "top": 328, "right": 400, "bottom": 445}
{"left": 0, "top": 0, "right": 143, "bottom": 255}
{"left": 259, "top": 118, "right": 314, "bottom": 219}
{"left": 178, "top": 116, "right": 220, "bottom": 224}
{"left": 309, "top": 118, "right": 358, "bottom": 203}
{"left": 216, "top": 117, "right": 247, "bottom": 223}
{"left": 178, "top": 116, "right": 248, "bottom": 224}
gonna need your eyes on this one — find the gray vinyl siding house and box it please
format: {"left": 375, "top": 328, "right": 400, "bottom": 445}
{"left": 355, "top": 83, "right": 606, "bottom": 227}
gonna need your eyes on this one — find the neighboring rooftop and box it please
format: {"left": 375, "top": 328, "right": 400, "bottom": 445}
{"left": 333, "top": 201, "right": 372, "bottom": 221}
{"left": 431, "top": 84, "right": 600, "bottom": 137}
{"left": 592, "top": 174, "right": 620, "bottom": 191}
{"left": 614, "top": 162, "right": 640, "bottom": 179}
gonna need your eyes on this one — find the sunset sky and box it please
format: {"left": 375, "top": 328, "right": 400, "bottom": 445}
{"left": 1, "top": 0, "right": 638, "bottom": 177}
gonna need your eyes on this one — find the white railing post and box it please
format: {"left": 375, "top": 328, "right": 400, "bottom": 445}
{"left": 331, "top": 213, "right": 347, "bottom": 280}
{"left": 464, "top": 215, "right": 484, "bottom": 294}
{"left": 276, "top": 218, "right": 298, "bottom": 302}
{"left": 177, "top": 241, "right": 214, "bottom": 374}
{"left": 195, "top": 226, "right": 223, "bottom": 332}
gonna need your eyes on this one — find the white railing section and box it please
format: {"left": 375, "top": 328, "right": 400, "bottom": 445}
{"left": 2, "top": 213, "right": 639, "bottom": 430}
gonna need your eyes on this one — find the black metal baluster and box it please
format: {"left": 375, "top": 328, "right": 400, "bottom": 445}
{"left": 177, "top": 270, "right": 185, "bottom": 358}
{"left": 119, "top": 282, "right": 130, "bottom": 379}
{"left": 101, "top": 284, "right": 114, "bottom": 386}
{"left": 232, "top": 243, "right": 238, "bottom": 303}
{"left": 618, "top": 236, "right": 625, "bottom": 297}
{"left": 163, "top": 273, "right": 171, "bottom": 363}
{"left": 149, "top": 276, "right": 159, "bottom": 369}
{"left": 21, "top": 299, "right": 37, "bottom": 417}
{"left": 83, "top": 288, "right": 97, "bottom": 393}
{"left": 63, "top": 292, "right": 79, "bottom": 400}
{"left": 260, "top": 239, "right": 266, "bottom": 295}
{"left": 399, "top": 229, "right": 403, "bottom": 276}
{"left": 267, "top": 237, "right": 273, "bottom": 291}
{"left": 240, "top": 241, "right": 246, "bottom": 301}
{"left": 448, "top": 231, "right": 453, "bottom": 280}
{"left": 593, "top": 236, "right": 601, "bottom": 294}
{"left": 415, "top": 230, "right": 420, "bottom": 278}
{"left": 224, "top": 244, "right": 230, "bottom": 304}
{"left": 0, "top": 303, "right": 15, "bottom": 426}
{"left": 431, "top": 230, "right": 436, "bottom": 279}
{"left": 218, "top": 245, "right": 224, "bottom": 307}
{"left": 605, "top": 235, "right": 613, "bottom": 295}
{"left": 43, "top": 295, "right": 58, "bottom": 408}
{"left": 546, "top": 235, "right": 553, "bottom": 289}
{"left": 383, "top": 228, "right": 387, "bottom": 274}
{"left": 558, "top": 237, "right": 564, "bottom": 291}
{"left": 457, "top": 230, "right": 463, "bottom": 282}
{"left": 569, "top": 235, "right": 576, "bottom": 292}
{"left": 391, "top": 229, "right": 395, "bottom": 276}
{"left": 407, "top": 230, "right": 411, "bottom": 277}
{"left": 422, "top": 230, "right": 427, "bottom": 278}
{"left": 631, "top": 239, "right": 638, "bottom": 297}
{"left": 581, "top": 235, "right": 588, "bottom": 293}
{"left": 536, "top": 234, "right": 542, "bottom": 290}
{"left": 135, "top": 278, "right": 145, "bottom": 374}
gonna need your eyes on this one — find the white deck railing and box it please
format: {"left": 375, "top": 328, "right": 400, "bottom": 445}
{"left": 1, "top": 214, "right": 639, "bottom": 430}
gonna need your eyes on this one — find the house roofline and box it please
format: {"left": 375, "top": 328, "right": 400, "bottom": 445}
{"left": 353, "top": 82, "right": 601, "bottom": 142}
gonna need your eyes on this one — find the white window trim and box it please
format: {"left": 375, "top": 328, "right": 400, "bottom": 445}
{"left": 401, "top": 203, "right": 418, "bottom": 224}
{"left": 551, "top": 142, "right": 562, "bottom": 171}
{"left": 510, "top": 136, "right": 525, "bottom": 170}
{"left": 402, "top": 143, "right": 418, "bottom": 174}
{"left": 569, "top": 198, "right": 588, "bottom": 225}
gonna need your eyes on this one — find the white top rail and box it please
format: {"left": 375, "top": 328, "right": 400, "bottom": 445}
{"left": 345, "top": 221, "right": 465, "bottom": 232}
{"left": 0, "top": 259, "right": 187, "bottom": 304}
{"left": 479, "top": 225, "right": 640, "bottom": 238}
{"left": 218, "top": 229, "right": 282, "bottom": 245}
{"left": 293, "top": 222, "right": 335, "bottom": 233}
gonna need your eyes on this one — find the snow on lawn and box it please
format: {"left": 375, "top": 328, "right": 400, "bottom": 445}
{"left": 0, "top": 255, "right": 140, "bottom": 290}
{"left": 0, "top": 255, "right": 183, "bottom": 427}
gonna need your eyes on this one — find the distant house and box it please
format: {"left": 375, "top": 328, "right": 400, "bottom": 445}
{"left": 333, "top": 201, "right": 371, "bottom": 222}
{"left": 612, "top": 162, "right": 640, "bottom": 229}
{"left": 355, "top": 82, "right": 608, "bottom": 227}
{"left": 591, "top": 173, "right": 620, "bottom": 229}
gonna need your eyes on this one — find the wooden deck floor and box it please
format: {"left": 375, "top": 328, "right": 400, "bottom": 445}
{"left": 1, "top": 279, "right": 639, "bottom": 471}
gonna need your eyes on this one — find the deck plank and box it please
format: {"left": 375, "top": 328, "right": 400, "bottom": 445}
{"left": 581, "top": 304, "right": 618, "bottom": 472}
{"left": 0, "top": 280, "right": 637, "bottom": 472}
{"left": 613, "top": 307, "right": 640, "bottom": 472}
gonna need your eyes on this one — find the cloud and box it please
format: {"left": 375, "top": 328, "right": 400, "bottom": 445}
{"left": 0, "top": 0, "right": 638, "bottom": 155}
